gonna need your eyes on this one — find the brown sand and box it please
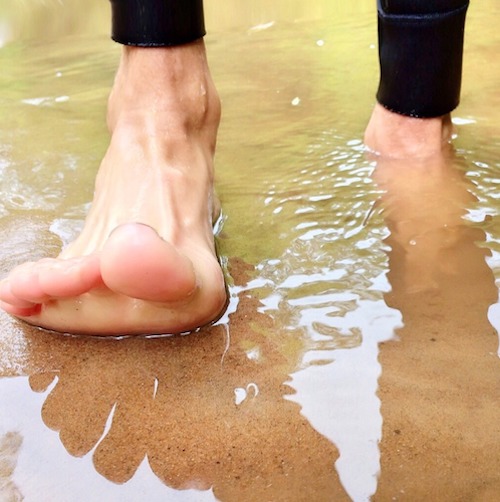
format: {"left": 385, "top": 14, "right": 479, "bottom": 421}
{"left": 373, "top": 155, "right": 500, "bottom": 501}
{"left": 0, "top": 2, "right": 499, "bottom": 496}
{"left": 0, "top": 257, "right": 350, "bottom": 501}
{"left": 1, "top": 229, "right": 499, "bottom": 501}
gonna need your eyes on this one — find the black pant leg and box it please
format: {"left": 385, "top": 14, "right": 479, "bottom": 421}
{"left": 110, "top": 0, "right": 206, "bottom": 47}
{"left": 376, "top": 0, "right": 469, "bottom": 117}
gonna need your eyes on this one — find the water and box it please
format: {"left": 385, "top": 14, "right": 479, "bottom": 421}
{"left": 0, "top": 1, "right": 499, "bottom": 501}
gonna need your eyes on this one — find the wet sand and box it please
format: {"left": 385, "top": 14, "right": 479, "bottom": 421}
{"left": 373, "top": 155, "right": 500, "bottom": 501}
{"left": 0, "top": 259, "right": 349, "bottom": 501}
{"left": 1, "top": 210, "right": 499, "bottom": 500}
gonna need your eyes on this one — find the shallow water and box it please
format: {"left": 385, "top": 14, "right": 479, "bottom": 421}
{"left": 0, "top": 1, "right": 499, "bottom": 501}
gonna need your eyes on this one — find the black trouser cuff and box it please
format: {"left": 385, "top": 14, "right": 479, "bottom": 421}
{"left": 376, "top": 1, "right": 469, "bottom": 118}
{"left": 110, "top": 0, "right": 206, "bottom": 47}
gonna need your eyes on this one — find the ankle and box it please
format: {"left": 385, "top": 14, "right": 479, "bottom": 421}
{"left": 364, "top": 103, "right": 453, "bottom": 159}
{"left": 107, "top": 40, "right": 221, "bottom": 133}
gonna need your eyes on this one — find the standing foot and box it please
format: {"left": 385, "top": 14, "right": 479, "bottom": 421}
{"left": 0, "top": 40, "right": 227, "bottom": 335}
{"left": 364, "top": 103, "right": 454, "bottom": 158}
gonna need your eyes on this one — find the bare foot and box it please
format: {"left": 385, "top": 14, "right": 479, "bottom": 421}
{"left": 0, "top": 40, "right": 227, "bottom": 335}
{"left": 364, "top": 103, "right": 454, "bottom": 159}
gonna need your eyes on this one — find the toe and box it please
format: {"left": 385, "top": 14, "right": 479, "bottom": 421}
{"left": 0, "top": 300, "right": 41, "bottom": 317}
{"left": 37, "top": 255, "right": 103, "bottom": 298}
{"left": 5, "top": 255, "right": 103, "bottom": 307}
{"left": 101, "top": 223, "right": 197, "bottom": 302}
{"left": 0, "top": 279, "right": 39, "bottom": 308}
{"left": 7, "top": 262, "right": 50, "bottom": 303}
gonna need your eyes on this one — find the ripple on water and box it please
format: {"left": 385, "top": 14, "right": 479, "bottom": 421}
{"left": 1, "top": 1, "right": 499, "bottom": 501}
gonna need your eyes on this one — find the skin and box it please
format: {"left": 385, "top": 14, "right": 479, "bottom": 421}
{"left": 0, "top": 41, "right": 452, "bottom": 336}
{"left": 0, "top": 40, "right": 227, "bottom": 335}
{"left": 364, "top": 103, "right": 453, "bottom": 159}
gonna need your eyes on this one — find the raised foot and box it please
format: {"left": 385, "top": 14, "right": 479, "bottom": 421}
{"left": 0, "top": 223, "right": 227, "bottom": 336}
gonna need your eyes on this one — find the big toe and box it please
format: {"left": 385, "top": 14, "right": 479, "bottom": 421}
{"left": 100, "top": 223, "right": 197, "bottom": 303}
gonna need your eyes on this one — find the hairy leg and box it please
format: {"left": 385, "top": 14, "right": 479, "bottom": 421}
{"left": 0, "top": 40, "right": 227, "bottom": 335}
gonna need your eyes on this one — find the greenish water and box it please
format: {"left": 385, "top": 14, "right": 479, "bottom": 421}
{"left": 0, "top": 1, "right": 499, "bottom": 501}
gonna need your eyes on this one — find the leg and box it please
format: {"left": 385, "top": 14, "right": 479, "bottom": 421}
{"left": 365, "top": 0, "right": 469, "bottom": 158}
{"left": 0, "top": 1, "right": 227, "bottom": 335}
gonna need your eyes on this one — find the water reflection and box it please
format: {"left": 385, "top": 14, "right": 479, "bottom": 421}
{"left": 374, "top": 150, "right": 500, "bottom": 500}
{"left": 244, "top": 145, "right": 500, "bottom": 500}
{"left": 0, "top": 431, "right": 23, "bottom": 500}
{"left": 4, "top": 148, "right": 498, "bottom": 502}
{"left": 0, "top": 0, "right": 499, "bottom": 500}
{"left": 0, "top": 260, "right": 348, "bottom": 501}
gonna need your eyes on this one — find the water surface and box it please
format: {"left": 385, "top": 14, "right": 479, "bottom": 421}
{"left": 0, "top": 1, "right": 499, "bottom": 501}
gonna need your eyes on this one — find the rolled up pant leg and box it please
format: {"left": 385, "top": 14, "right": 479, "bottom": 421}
{"left": 376, "top": 0, "right": 470, "bottom": 117}
{"left": 109, "top": 0, "right": 205, "bottom": 47}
